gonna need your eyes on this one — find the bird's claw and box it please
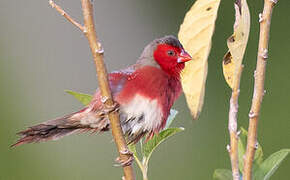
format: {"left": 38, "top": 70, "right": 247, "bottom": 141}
{"left": 115, "top": 155, "right": 134, "bottom": 167}
{"left": 101, "top": 96, "right": 109, "bottom": 103}
{"left": 99, "top": 96, "right": 120, "bottom": 116}
{"left": 104, "top": 102, "right": 120, "bottom": 114}
{"left": 119, "top": 149, "right": 133, "bottom": 155}
{"left": 114, "top": 149, "right": 134, "bottom": 167}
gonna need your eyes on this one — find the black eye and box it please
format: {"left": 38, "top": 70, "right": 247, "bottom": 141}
{"left": 167, "top": 50, "right": 175, "bottom": 56}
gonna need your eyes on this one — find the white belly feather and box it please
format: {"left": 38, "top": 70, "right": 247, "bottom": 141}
{"left": 120, "top": 94, "right": 163, "bottom": 134}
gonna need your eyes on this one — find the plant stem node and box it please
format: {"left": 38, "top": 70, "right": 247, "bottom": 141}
{"left": 227, "top": 144, "right": 231, "bottom": 152}
{"left": 270, "top": 0, "right": 278, "bottom": 4}
{"left": 259, "top": 13, "right": 264, "bottom": 23}
{"left": 260, "top": 48, "right": 268, "bottom": 59}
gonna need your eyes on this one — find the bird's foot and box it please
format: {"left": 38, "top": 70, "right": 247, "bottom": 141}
{"left": 119, "top": 149, "right": 133, "bottom": 156}
{"left": 115, "top": 156, "right": 134, "bottom": 167}
{"left": 104, "top": 102, "right": 120, "bottom": 114}
{"left": 98, "top": 96, "right": 120, "bottom": 116}
{"left": 114, "top": 149, "right": 134, "bottom": 167}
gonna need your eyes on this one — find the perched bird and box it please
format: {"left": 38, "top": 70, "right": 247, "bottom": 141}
{"left": 12, "top": 35, "right": 192, "bottom": 147}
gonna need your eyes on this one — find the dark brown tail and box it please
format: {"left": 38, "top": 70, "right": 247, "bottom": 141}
{"left": 12, "top": 106, "right": 112, "bottom": 147}
{"left": 11, "top": 107, "right": 110, "bottom": 147}
{"left": 11, "top": 114, "right": 80, "bottom": 147}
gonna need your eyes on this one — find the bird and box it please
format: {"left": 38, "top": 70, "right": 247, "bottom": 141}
{"left": 12, "top": 35, "right": 192, "bottom": 147}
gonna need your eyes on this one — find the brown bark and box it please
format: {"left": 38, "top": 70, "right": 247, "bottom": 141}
{"left": 228, "top": 66, "right": 243, "bottom": 180}
{"left": 243, "top": 0, "right": 278, "bottom": 179}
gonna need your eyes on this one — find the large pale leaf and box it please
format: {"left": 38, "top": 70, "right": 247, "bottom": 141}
{"left": 222, "top": 0, "right": 250, "bottom": 88}
{"left": 253, "top": 149, "right": 290, "bottom": 180}
{"left": 213, "top": 169, "right": 233, "bottom": 180}
{"left": 142, "top": 127, "right": 184, "bottom": 159}
{"left": 65, "top": 90, "right": 92, "bottom": 105}
{"left": 178, "top": 0, "right": 221, "bottom": 119}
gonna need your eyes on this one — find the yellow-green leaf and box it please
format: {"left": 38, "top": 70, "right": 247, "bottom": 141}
{"left": 213, "top": 169, "right": 233, "bottom": 180}
{"left": 222, "top": 0, "right": 250, "bottom": 88}
{"left": 142, "top": 127, "right": 184, "bottom": 159}
{"left": 178, "top": 0, "right": 221, "bottom": 119}
{"left": 65, "top": 90, "right": 92, "bottom": 106}
{"left": 254, "top": 149, "right": 290, "bottom": 180}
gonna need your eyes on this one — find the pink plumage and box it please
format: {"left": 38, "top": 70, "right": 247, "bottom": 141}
{"left": 12, "top": 35, "right": 192, "bottom": 147}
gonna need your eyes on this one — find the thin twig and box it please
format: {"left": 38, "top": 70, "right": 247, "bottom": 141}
{"left": 243, "top": 0, "right": 277, "bottom": 179}
{"left": 80, "top": 0, "right": 135, "bottom": 180}
{"left": 49, "top": 0, "right": 85, "bottom": 32}
{"left": 228, "top": 66, "right": 243, "bottom": 180}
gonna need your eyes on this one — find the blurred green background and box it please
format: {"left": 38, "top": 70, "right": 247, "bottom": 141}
{"left": 0, "top": 0, "right": 289, "bottom": 179}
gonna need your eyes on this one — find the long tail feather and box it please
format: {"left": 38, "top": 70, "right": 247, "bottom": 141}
{"left": 12, "top": 117, "right": 78, "bottom": 147}
{"left": 11, "top": 107, "right": 109, "bottom": 147}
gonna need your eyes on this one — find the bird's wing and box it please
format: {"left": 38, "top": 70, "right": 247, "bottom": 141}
{"left": 89, "top": 67, "right": 135, "bottom": 108}
{"left": 108, "top": 69, "right": 133, "bottom": 95}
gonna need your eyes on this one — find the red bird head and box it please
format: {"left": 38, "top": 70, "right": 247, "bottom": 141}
{"left": 137, "top": 36, "right": 192, "bottom": 78}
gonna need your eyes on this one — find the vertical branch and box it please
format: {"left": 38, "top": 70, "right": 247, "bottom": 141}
{"left": 228, "top": 66, "right": 243, "bottom": 180}
{"left": 243, "top": 0, "right": 277, "bottom": 179}
{"left": 80, "top": 1, "right": 135, "bottom": 179}
{"left": 49, "top": 0, "right": 135, "bottom": 178}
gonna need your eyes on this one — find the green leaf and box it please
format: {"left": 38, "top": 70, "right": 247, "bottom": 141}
{"left": 238, "top": 127, "right": 263, "bottom": 172}
{"left": 142, "top": 127, "right": 184, "bottom": 159}
{"left": 213, "top": 169, "right": 233, "bottom": 180}
{"left": 164, "top": 109, "right": 178, "bottom": 129}
{"left": 254, "top": 144, "right": 264, "bottom": 165}
{"left": 128, "top": 144, "right": 137, "bottom": 157}
{"left": 253, "top": 149, "right": 290, "bottom": 180}
{"left": 65, "top": 90, "right": 92, "bottom": 106}
{"left": 128, "top": 143, "right": 145, "bottom": 173}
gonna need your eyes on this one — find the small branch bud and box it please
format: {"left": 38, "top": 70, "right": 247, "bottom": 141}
{"left": 270, "top": 0, "right": 278, "bottom": 4}
{"left": 248, "top": 111, "right": 258, "bottom": 118}
{"left": 260, "top": 48, "right": 268, "bottom": 59}
{"left": 259, "top": 13, "right": 264, "bottom": 23}
{"left": 83, "top": 27, "right": 88, "bottom": 34}
{"left": 254, "top": 142, "right": 259, "bottom": 150}
{"left": 119, "top": 149, "right": 133, "bottom": 155}
{"left": 263, "top": 90, "right": 267, "bottom": 96}
{"left": 227, "top": 144, "right": 231, "bottom": 152}
{"left": 95, "top": 42, "right": 104, "bottom": 55}
{"left": 49, "top": 0, "right": 55, "bottom": 8}
{"left": 101, "top": 96, "right": 109, "bottom": 103}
